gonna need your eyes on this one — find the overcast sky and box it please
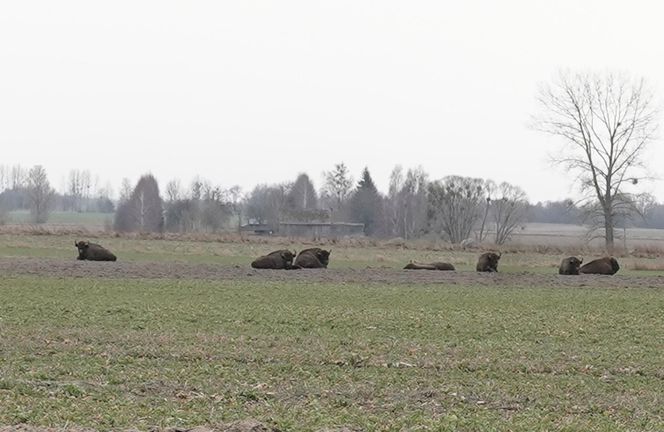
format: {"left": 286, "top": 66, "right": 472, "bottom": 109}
{"left": 1, "top": 0, "right": 664, "bottom": 203}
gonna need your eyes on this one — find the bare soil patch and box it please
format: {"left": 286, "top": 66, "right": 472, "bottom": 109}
{"left": 2, "top": 257, "right": 663, "bottom": 289}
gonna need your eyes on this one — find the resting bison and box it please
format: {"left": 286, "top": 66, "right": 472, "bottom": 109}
{"left": 404, "top": 261, "right": 455, "bottom": 271}
{"left": 293, "top": 248, "right": 331, "bottom": 269}
{"left": 251, "top": 249, "right": 297, "bottom": 269}
{"left": 75, "top": 240, "right": 117, "bottom": 261}
{"left": 579, "top": 257, "right": 620, "bottom": 275}
{"left": 559, "top": 256, "right": 583, "bottom": 275}
{"left": 476, "top": 252, "right": 501, "bottom": 272}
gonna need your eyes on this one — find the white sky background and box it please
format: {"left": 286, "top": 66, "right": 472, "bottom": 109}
{"left": 1, "top": 0, "right": 664, "bottom": 203}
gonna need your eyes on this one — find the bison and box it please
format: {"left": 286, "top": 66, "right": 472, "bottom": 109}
{"left": 404, "top": 261, "right": 455, "bottom": 271}
{"left": 558, "top": 256, "right": 583, "bottom": 275}
{"left": 476, "top": 252, "right": 501, "bottom": 272}
{"left": 75, "top": 240, "right": 117, "bottom": 261}
{"left": 251, "top": 249, "right": 297, "bottom": 269}
{"left": 293, "top": 248, "right": 331, "bottom": 269}
{"left": 579, "top": 257, "right": 620, "bottom": 275}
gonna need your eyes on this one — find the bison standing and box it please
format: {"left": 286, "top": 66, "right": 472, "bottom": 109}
{"left": 559, "top": 256, "right": 583, "bottom": 275}
{"left": 476, "top": 252, "right": 501, "bottom": 272}
{"left": 579, "top": 257, "right": 620, "bottom": 275}
{"left": 251, "top": 249, "right": 297, "bottom": 269}
{"left": 75, "top": 241, "right": 117, "bottom": 261}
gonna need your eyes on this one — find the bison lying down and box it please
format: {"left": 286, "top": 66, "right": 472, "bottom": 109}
{"left": 559, "top": 256, "right": 583, "bottom": 275}
{"left": 251, "top": 249, "right": 297, "bottom": 269}
{"left": 75, "top": 240, "right": 117, "bottom": 261}
{"left": 404, "top": 261, "right": 455, "bottom": 271}
{"left": 293, "top": 248, "right": 331, "bottom": 269}
{"left": 579, "top": 257, "right": 620, "bottom": 275}
{"left": 476, "top": 252, "right": 501, "bottom": 272}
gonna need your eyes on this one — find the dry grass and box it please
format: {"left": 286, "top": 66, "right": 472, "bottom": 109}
{"left": 3, "top": 223, "right": 664, "bottom": 262}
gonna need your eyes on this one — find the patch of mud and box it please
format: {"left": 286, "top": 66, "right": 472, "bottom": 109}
{"left": 1, "top": 257, "right": 664, "bottom": 289}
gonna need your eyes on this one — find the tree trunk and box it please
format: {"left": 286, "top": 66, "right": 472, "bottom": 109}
{"left": 604, "top": 205, "right": 614, "bottom": 255}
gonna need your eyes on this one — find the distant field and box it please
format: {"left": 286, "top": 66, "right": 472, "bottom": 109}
{"left": 3, "top": 211, "right": 112, "bottom": 229}
{"left": 4, "top": 213, "right": 664, "bottom": 252}
{"left": 509, "top": 223, "right": 664, "bottom": 249}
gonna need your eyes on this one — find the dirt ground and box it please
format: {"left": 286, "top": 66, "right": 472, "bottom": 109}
{"left": 2, "top": 257, "right": 664, "bottom": 289}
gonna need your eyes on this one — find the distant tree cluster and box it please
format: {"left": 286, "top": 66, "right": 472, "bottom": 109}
{"left": 0, "top": 164, "right": 114, "bottom": 224}
{"left": 162, "top": 177, "right": 236, "bottom": 233}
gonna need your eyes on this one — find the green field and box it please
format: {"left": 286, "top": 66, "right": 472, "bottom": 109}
{"left": 1, "top": 277, "right": 662, "bottom": 431}
{"left": 0, "top": 234, "right": 663, "bottom": 431}
{"left": 3, "top": 211, "right": 113, "bottom": 227}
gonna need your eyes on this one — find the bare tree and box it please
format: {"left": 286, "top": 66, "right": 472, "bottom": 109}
{"left": 322, "top": 162, "right": 353, "bottom": 218}
{"left": 119, "top": 178, "right": 133, "bottom": 204}
{"left": 0, "top": 165, "right": 8, "bottom": 192}
{"left": 10, "top": 165, "right": 26, "bottom": 190}
{"left": 427, "top": 176, "right": 486, "bottom": 243}
{"left": 26, "top": 165, "right": 54, "bottom": 223}
{"left": 533, "top": 71, "right": 659, "bottom": 253}
{"left": 67, "top": 169, "right": 91, "bottom": 212}
{"left": 491, "top": 182, "right": 528, "bottom": 245}
{"left": 387, "top": 165, "right": 428, "bottom": 240}
{"left": 165, "top": 179, "right": 182, "bottom": 202}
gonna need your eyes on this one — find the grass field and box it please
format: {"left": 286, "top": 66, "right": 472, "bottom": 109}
{"left": 0, "top": 233, "right": 663, "bottom": 431}
{"left": 3, "top": 211, "right": 112, "bottom": 228}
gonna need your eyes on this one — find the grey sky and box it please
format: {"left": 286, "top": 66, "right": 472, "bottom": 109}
{"left": 1, "top": 0, "right": 663, "bottom": 202}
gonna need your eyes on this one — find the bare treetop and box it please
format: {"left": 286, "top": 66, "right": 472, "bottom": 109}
{"left": 533, "top": 70, "right": 660, "bottom": 252}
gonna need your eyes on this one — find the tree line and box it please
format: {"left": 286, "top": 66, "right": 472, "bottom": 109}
{"left": 3, "top": 162, "right": 664, "bottom": 245}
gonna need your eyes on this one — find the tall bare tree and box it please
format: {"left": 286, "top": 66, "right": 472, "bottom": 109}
{"left": 26, "top": 165, "right": 54, "bottom": 223}
{"left": 533, "top": 71, "right": 659, "bottom": 253}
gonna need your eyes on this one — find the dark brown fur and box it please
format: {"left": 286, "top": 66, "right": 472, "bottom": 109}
{"left": 251, "top": 249, "right": 296, "bottom": 269}
{"left": 404, "top": 261, "right": 455, "bottom": 271}
{"left": 476, "top": 252, "right": 501, "bottom": 272}
{"left": 75, "top": 241, "right": 117, "bottom": 261}
{"left": 293, "top": 248, "right": 331, "bottom": 269}
{"left": 579, "top": 257, "right": 620, "bottom": 275}
{"left": 559, "top": 256, "right": 583, "bottom": 275}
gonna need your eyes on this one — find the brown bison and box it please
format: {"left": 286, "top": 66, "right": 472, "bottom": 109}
{"left": 75, "top": 240, "right": 117, "bottom": 261}
{"left": 251, "top": 249, "right": 297, "bottom": 269}
{"left": 476, "top": 252, "right": 501, "bottom": 272}
{"left": 579, "top": 257, "right": 620, "bottom": 275}
{"left": 293, "top": 248, "right": 331, "bottom": 269}
{"left": 559, "top": 256, "right": 583, "bottom": 275}
{"left": 404, "top": 261, "right": 455, "bottom": 271}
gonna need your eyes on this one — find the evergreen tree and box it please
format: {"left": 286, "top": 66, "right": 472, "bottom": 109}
{"left": 350, "top": 167, "right": 383, "bottom": 236}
